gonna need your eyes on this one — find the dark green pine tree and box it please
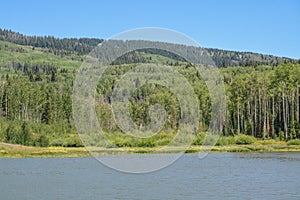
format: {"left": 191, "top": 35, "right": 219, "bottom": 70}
{"left": 41, "top": 91, "right": 51, "bottom": 124}
{"left": 20, "top": 121, "right": 30, "bottom": 145}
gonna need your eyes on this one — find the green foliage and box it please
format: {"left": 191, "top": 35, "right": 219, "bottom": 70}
{"left": 234, "top": 134, "right": 257, "bottom": 145}
{"left": 0, "top": 31, "right": 299, "bottom": 148}
{"left": 50, "top": 139, "right": 65, "bottom": 147}
{"left": 4, "top": 122, "right": 21, "bottom": 144}
{"left": 33, "top": 134, "right": 49, "bottom": 147}
{"left": 289, "top": 126, "right": 297, "bottom": 139}
{"left": 109, "top": 132, "right": 158, "bottom": 148}
{"left": 104, "top": 131, "right": 178, "bottom": 148}
{"left": 0, "top": 28, "right": 103, "bottom": 55}
{"left": 3, "top": 121, "right": 25, "bottom": 145}
{"left": 216, "top": 136, "right": 235, "bottom": 146}
{"left": 192, "top": 132, "right": 206, "bottom": 145}
{"left": 279, "top": 131, "right": 285, "bottom": 141}
{"left": 202, "top": 134, "right": 219, "bottom": 146}
{"left": 63, "top": 138, "right": 84, "bottom": 147}
{"left": 0, "top": 40, "right": 82, "bottom": 69}
{"left": 287, "top": 139, "right": 300, "bottom": 145}
{"left": 256, "top": 139, "right": 279, "bottom": 145}
{"left": 49, "top": 137, "right": 83, "bottom": 147}
{"left": 20, "top": 122, "right": 31, "bottom": 145}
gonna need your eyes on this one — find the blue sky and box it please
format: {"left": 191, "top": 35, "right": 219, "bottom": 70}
{"left": 1, "top": 0, "right": 299, "bottom": 58}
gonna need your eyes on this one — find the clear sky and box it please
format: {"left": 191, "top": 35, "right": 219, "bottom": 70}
{"left": 1, "top": 0, "right": 299, "bottom": 58}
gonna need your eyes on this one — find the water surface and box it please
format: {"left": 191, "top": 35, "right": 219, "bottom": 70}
{"left": 1, "top": 153, "right": 300, "bottom": 200}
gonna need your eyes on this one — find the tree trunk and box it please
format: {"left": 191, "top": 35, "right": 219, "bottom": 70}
{"left": 282, "top": 90, "right": 288, "bottom": 139}
{"left": 249, "top": 100, "right": 254, "bottom": 136}
{"left": 297, "top": 84, "right": 299, "bottom": 126}
{"left": 286, "top": 94, "right": 289, "bottom": 138}
{"left": 263, "top": 89, "right": 267, "bottom": 139}
{"left": 225, "top": 96, "right": 229, "bottom": 136}
{"left": 237, "top": 100, "right": 240, "bottom": 134}
{"left": 291, "top": 91, "right": 295, "bottom": 138}
{"left": 254, "top": 90, "right": 257, "bottom": 137}
{"left": 259, "top": 89, "right": 262, "bottom": 137}
{"left": 272, "top": 94, "right": 275, "bottom": 138}
{"left": 5, "top": 93, "right": 8, "bottom": 120}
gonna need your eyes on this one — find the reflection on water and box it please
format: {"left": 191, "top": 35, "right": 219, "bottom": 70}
{"left": 236, "top": 152, "right": 300, "bottom": 162}
{"left": 0, "top": 153, "right": 300, "bottom": 200}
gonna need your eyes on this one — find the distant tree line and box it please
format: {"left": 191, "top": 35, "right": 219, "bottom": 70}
{"left": 1, "top": 29, "right": 298, "bottom": 67}
{"left": 0, "top": 28, "right": 103, "bottom": 55}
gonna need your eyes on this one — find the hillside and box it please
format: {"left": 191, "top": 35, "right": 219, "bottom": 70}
{"left": 0, "top": 29, "right": 299, "bottom": 149}
{"left": 0, "top": 29, "right": 102, "bottom": 56}
{"left": 0, "top": 28, "right": 296, "bottom": 67}
{"left": 0, "top": 40, "right": 82, "bottom": 70}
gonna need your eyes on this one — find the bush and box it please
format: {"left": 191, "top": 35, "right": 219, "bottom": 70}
{"left": 114, "top": 137, "right": 157, "bottom": 147}
{"left": 192, "top": 132, "right": 205, "bottom": 145}
{"left": 234, "top": 134, "right": 256, "bottom": 145}
{"left": 33, "top": 134, "right": 49, "bottom": 147}
{"left": 203, "top": 134, "right": 219, "bottom": 146}
{"left": 135, "top": 139, "right": 157, "bottom": 147}
{"left": 279, "top": 131, "right": 285, "bottom": 141}
{"left": 50, "top": 137, "right": 84, "bottom": 147}
{"left": 287, "top": 139, "right": 300, "bottom": 145}
{"left": 63, "top": 138, "right": 84, "bottom": 147}
{"left": 216, "top": 136, "right": 235, "bottom": 146}
{"left": 50, "top": 139, "right": 65, "bottom": 147}
{"left": 156, "top": 131, "right": 173, "bottom": 146}
{"left": 113, "top": 137, "right": 132, "bottom": 147}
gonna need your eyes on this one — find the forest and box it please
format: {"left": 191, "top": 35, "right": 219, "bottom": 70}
{"left": 0, "top": 29, "right": 299, "bottom": 148}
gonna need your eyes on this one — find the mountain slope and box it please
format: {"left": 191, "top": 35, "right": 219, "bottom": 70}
{"left": 0, "top": 28, "right": 296, "bottom": 67}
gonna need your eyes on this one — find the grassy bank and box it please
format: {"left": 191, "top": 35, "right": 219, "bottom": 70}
{"left": 0, "top": 142, "right": 90, "bottom": 158}
{"left": 1, "top": 141, "right": 300, "bottom": 158}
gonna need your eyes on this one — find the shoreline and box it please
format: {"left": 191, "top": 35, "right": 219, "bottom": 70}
{"left": 1, "top": 142, "right": 300, "bottom": 158}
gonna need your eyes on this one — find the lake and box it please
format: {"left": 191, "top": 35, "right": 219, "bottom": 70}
{"left": 1, "top": 153, "right": 300, "bottom": 200}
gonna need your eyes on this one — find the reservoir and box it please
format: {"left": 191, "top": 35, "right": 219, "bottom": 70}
{"left": 1, "top": 153, "right": 300, "bottom": 200}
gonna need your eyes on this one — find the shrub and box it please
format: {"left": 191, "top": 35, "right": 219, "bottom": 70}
{"left": 135, "top": 139, "right": 157, "bottom": 147}
{"left": 279, "top": 131, "right": 285, "bottom": 141}
{"left": 234, "top": 134, "right": 256, "bottom": 145}
{"left": 216, "top": 136, "right": 235, "bottom": 146}
{"left": 173, "top": 133, "right": 195, "bottom": 146}
{"left": 157, "top": 138, "right": 171, "bottom": 146}
{"left": 192, "top": 132, "right": 205, "bottom": 145}
{"left": 203, "top": 134, "right": 219, "bottom": 146}
{"left": 290, "top": 126, "right": 297, "bottom": 139}
{"left": 63, "top": 138, "right": 84, "bottom": 147}
{"left": 33, "top": 134, "right": 49, "bottom": 147}
{"left": 156, "top": 131, "right": 173, "bottom": 146}
{"left": 50, "top": 137, "right": 84, "bottom": 147}
{"left": 113, "top": 137, "right": 132, "bottom": 147}
{"left": 287, "top": 139, "right": 300, "bottom": 145}
{"left": 50, "top": 139, "right": 65, "bottom": 147}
